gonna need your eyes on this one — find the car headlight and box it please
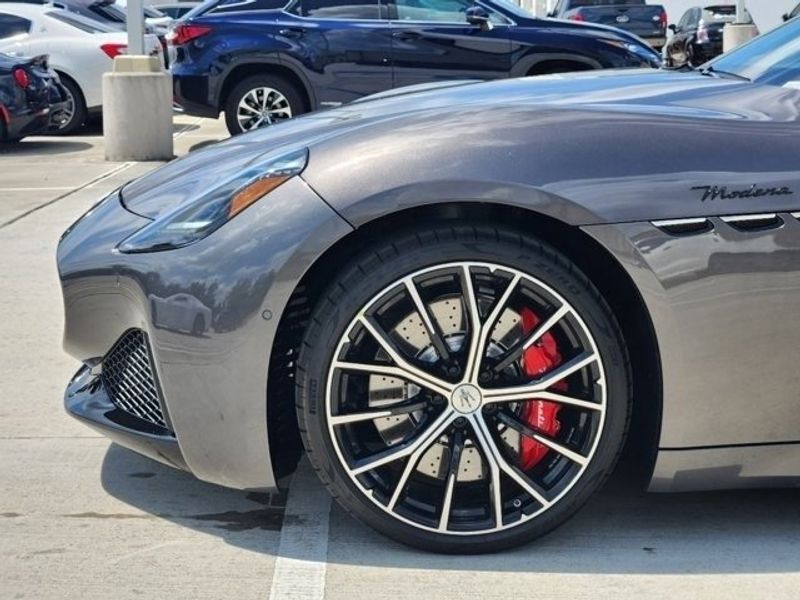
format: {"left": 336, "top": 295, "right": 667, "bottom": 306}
{"left": 118, "top": 148, "right": 308, "bottom": 253}
{"left": 604, "top": 38, "right": 662, "bottom": 65}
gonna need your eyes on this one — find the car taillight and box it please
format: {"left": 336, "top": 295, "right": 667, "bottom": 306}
{"left": 659, "top": 10, "right": 667, "bottom": 29}
{"left": 168, "top": 24, "right": 211, "bottom": 46}
{"left": 13, "top": 68, "right": 29, "bottom": 89}
{"left": 101, "top": 43, "right": 128, "bottom": 59}
{"left": 569, "top": 13, "right": 584, "bottom": 21}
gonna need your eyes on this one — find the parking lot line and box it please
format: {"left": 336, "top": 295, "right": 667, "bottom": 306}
{"left": 268, "top": 459, "right": 331, "bottom": 600}
{"left": 0, "top": 187, "right": 75, "bottom": 192}
{"left": 0, "top": 162, "right": 134, "bottom": 230}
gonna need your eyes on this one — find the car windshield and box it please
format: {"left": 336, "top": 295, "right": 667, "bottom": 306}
{"left": 708, "top": 18, "right": 800, "bottom": 86}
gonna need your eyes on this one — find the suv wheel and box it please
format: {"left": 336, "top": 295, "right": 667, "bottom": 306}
{"left": 224, "top": 74, "right": 304, "bottom": 135}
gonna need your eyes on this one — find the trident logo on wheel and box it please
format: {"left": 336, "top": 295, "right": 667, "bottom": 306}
{"left": 451, "top": 384, "right": 483, "bottom": 415}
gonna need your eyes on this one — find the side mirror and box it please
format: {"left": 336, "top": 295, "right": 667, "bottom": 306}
{"left": 466, "top": 5, "right": 492, "bottom": 30}
{"left": 783, "top": 13, "right": 790, "bottom": 22}
{"left": 668, "top": 24, "right": 677, "bottom": 33}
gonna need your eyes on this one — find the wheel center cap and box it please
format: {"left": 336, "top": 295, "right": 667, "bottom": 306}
{"left": 450, "top": 383, "right": 483, "bottom": 415}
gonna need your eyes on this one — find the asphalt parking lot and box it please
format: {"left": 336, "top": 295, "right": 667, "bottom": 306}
{"left": 2, "top": 117, "right": 800, "bottom": 600}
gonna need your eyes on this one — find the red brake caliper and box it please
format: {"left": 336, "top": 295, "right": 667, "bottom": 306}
{"left": 517, "top": 307, "right": 565, "bottom": 470}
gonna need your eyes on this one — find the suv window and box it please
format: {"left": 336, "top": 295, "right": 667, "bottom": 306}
{"left": 0, "top": 13, "right": 31, "bottom": 39}
{"left": 210, "top": 0, "right": 288, "bottom": 13}
{"left": 395, "top": 0, "right": 504, "bottom": 23}
{"left": 291, "top": 0, "right": 384, "bottom": 19}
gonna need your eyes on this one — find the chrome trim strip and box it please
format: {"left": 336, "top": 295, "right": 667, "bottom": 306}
{"left": 651, "top": 217, "right": 709, "bottom": 228}
{"left": 720, "top": 213, "right": 778, "bottom": 223}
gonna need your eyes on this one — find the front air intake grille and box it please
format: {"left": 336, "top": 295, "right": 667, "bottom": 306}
{"left": 102, "top": 330, "right": 168, "bottom": 430}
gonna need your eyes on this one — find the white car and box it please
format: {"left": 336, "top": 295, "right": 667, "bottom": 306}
{"left": 0, "top": 3, "right": 163, "bottom": 133}
{"left": 148, "top": 293, "right": 212, "bottom": 335}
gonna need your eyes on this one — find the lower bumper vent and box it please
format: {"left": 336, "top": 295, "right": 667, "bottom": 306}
{"left": 102, "top": 330, "right": 168, "bottom": 430}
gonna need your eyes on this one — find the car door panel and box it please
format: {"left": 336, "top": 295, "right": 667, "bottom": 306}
{"left": 280, "top": 0, "right": 393, "bottom": 107}
{"left": 390, "top": 24, "right": 510, "bottom": 87}
{"left": 389, "top": 0, "right": 510, "bottom": 88}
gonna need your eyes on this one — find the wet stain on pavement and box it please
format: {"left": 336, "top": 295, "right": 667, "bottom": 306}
{"left": 63, "top": 512, "right": 154, "bottom": 520}
{"left": 186, "top": 508, "right": 284, "bottom": 532}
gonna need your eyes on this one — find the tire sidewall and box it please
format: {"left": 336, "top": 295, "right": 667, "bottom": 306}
{"left": 297, "top": 227, "right": 630, "bottom": 553}
{"left": 52, "top": 76, "right": 86, "bottom": 136}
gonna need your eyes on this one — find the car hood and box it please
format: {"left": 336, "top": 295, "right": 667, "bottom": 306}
{"left": 122, "top": 69, "right": 800, "bottom": 218}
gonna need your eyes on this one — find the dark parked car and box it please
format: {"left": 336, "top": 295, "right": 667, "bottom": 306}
{"left": 664, "top": 4, "right": 755, "bottom": 68}
{"left": 170, "top": 0, "right": 662, "bottom": 135}
{"left": 549, "top": 0, "right": 667, "bottom": 49}
{"left": 61, "top": 17, "right": 800, "bottom": 553}
{"left": 783, "top": 2, "right": 800, "bottom": 21}
{"left": 0, "top": 51, "right": 65, "bottom": 141}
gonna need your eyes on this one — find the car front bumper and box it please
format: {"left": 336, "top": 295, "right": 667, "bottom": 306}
{"left": 65, "top": 365, "right": 188, "bottom": 470}
{"left": 57, "top": 178, "right": 351, "bottom": 490}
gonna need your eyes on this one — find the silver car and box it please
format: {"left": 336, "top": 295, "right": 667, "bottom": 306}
{"left": 58, "top": 19, "right": 800, "bottom": 552}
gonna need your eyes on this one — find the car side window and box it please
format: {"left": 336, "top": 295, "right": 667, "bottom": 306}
{"left": 687, "top": 7, "right": 700, "bottom": 29}
{"left": 211, "top": 0, "right": 290, "bottom": 14}
{"left": 0, "top": 13, "right": 32, "bottom": 39}
{"left": 674, "top": 10, "right": 688, "bottom": 31}
{"left": 395, "top": 0, "right": 502, "bottom": 24}
{"left": 291, "top": 0, "right": 386, "bottom": 19}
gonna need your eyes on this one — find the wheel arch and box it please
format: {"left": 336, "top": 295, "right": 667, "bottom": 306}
{"left": 511, "top": 52, "right": 603, "bottom": 78}
{"left": 217, "top": 60, "right": 314, "bottom": 113}
{"left": 268, "top": 201, "right": 662, "bottom": 485}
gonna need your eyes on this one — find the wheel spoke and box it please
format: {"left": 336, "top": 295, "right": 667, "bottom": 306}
{"left": 492, "top": 304, "right": 571, "bottom": 373}
{"left": 268, "top": 107, "right": 292, "bottom": 118}
{"left": 387, "top": 416, "right": 452, "bottom": 510}
{"left": 460, "top": 265, "right": 483, "bottom": 383}
{"left": 438, "top": 430, "right": 465, "bottom": 531}
{"left": 469, "top": 416, "right": 504, "bottom": 527}
{"left": 471, "top": 413, "right": 551, "bottom": 509}
{"left": 403, "top": 275, "right": 450, "bottom": 362}
{"left": 329, "top": 398, "right": 430, "bottom": 427}
{"left": 357, "top": 316, "right": 454, "bottom": 398}
{"left": 483, "top": 351, "right": 598, "bottom": 404}
{"left": 527, "top": 390, "right": 602, "bottom": 412}
{"left": 351, "top": 410, "right": 454, "bottom": 476}
{"left": 461, "top": 266, "right": 521, "bottom": 384}
{"left": 496, "top": 410, "right": 588, "bottom": 466}
{"left": 238, "top": 103, "right": 260, "bottom": 115}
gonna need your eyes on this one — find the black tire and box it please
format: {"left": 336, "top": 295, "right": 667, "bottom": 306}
{"left": 296, "top": 225, "right": 632, "bottom": 553}
{"left": 0, "top": 121, "right": 21, "bottom": 143}
{"left": 52, "top": 74, "right": 87, "bottom": 135}
{"left": 224, "top": 74, "right": 305, "bottom": 136}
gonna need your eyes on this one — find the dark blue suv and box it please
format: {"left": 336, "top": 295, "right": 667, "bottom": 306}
{"left": 170, "top": 0, "right": 661, "bottom": 135}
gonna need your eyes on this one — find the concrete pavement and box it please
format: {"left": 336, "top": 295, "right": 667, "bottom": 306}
{"left": 1, "top": 116, "right": 800, "bottom": 600}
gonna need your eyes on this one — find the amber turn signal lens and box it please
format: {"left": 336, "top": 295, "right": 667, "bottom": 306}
{"left": 229, "top": 175, "right": 290, "bottom": 218}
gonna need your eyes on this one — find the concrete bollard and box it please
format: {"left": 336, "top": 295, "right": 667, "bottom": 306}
{"left": 103, "top": 55, "right": 173, "bottom": 162}
{"left": 723, "top": 23, "right": 759, "bottom": 53}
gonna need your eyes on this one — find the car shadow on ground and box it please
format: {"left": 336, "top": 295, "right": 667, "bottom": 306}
{"left": 0, "top": 139, "right": 93, "bottom": 155}
{"left": 101, "top": 443, "right": 800, "bottom": 574}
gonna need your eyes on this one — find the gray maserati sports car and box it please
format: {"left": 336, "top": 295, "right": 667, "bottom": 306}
{"left": 58, "top": 19, "right": 800, "bottom": 553}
